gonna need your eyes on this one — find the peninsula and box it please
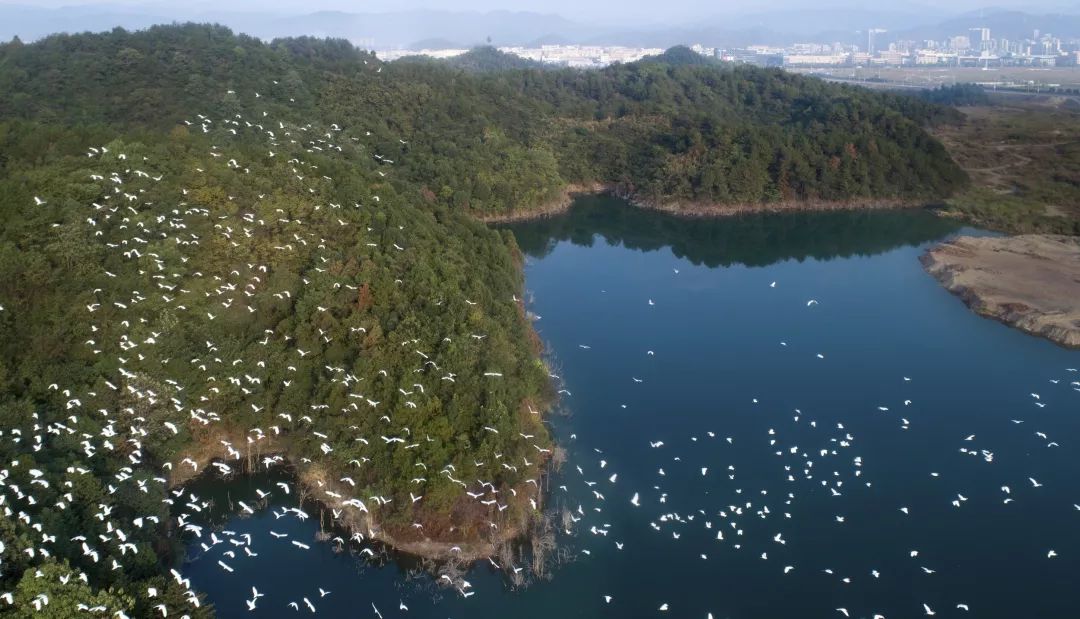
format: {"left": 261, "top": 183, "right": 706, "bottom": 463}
{"left": 0, "top": 24, "right": 973, "bottom": 616}
{"left": 922, "top": 235, "right": 1080, "bottom": 348}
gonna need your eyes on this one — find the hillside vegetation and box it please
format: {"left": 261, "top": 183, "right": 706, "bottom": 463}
{"left": 1, "top": 32, "right": 966, "bottom": 218}
{"left": 933, "top": 99, "right": 1080, "bottom": 235}
{"left": 0, "top": 25, "right": 966, "bottom": 616}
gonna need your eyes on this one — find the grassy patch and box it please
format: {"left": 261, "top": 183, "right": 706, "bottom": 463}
{"left": 934, "top": 99, "right": 1080, "bottom": 234}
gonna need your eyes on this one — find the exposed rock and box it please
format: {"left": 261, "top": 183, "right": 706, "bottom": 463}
{"left": 922, "top": 234, "right": 1080, "bottom": 348}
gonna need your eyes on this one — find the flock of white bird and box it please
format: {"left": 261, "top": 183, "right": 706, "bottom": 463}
{"left": 7, "top": 74, "right": 1080, "bottom": 619}
{"left": 173, "top": 251, "right": 1080, "bottom": 618}
{"left": 524, "top": 269, "right": 1080, "bottom": 618}
{"left": 5, "top": 78, "right": 555, "bottom": 617}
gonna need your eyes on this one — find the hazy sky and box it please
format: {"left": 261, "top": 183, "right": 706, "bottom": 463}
{"left": 3, "top": 0, "right": 1075, "bottom": 23}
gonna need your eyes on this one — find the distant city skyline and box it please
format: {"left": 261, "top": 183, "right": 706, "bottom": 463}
{"left": 382, "top": 23, "right": 1079, "bottom": 71}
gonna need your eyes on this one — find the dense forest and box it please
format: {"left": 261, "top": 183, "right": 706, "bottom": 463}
{"left": 0, "top": 28, "right": 967, "bottom": 218}
{"left": 0, "top": 24, "right": 968, "bottom": 616}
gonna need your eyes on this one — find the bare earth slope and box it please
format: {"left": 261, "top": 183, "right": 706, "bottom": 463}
{"left": 922, "top": 235, "right": 1080, "bottom": 348}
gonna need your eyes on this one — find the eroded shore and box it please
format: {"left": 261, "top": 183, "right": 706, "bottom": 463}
{"left": 921, "top": 234, "right": 1080, "bottom": 348}
{"left": 168, "top": 432, "right": 542, "bottom": 563}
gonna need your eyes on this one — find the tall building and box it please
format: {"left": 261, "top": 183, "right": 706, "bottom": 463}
{"left": 969, "top": 27, "right": 991, "bottom": 52}
{"left": 950, "top": 36, "right": 972, "bottom": 51}
{"left": 867, "top": 29, "right": 887, "bottom": 55}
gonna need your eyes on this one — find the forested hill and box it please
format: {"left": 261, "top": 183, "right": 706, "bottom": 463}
{"left": 0, "top": 24, "right": 965, "bottom": 617}
{"left": 444, "top": 46, "right": 546, "bottom": 72}
{"left": 0, "top": 28, "right": 966, "bottom": 218}
{"left": 0, "top": 24, "right": 556, "bottom": 617}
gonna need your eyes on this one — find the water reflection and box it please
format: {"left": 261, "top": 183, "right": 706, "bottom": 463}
{"left": 182, "top": 200, "right": 1079, "bottom": 619}
{"left": 506, "top": 195, "right": 961, "bottom": 267}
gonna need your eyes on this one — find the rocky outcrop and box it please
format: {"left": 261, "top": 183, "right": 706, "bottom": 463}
{"left": 167, "top": 426, "right": 542, "bottom": 563}
{"left": 921, "top": 234, "right": 1080, "bottom": 348}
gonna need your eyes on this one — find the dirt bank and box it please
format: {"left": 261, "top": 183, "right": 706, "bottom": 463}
{"left": 921, "top": 234, "right": 1080, "bottom": 348}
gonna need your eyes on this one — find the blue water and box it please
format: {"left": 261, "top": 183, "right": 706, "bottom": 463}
{"left": 184, "top": 198, "right": 1080, "bottom": 618}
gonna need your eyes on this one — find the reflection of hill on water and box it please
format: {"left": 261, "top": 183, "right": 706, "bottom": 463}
{"left": 504, "top": 196, "right": 962, "bottom": 268}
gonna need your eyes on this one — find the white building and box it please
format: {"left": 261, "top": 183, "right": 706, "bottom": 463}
{"left": 785, "top": 54, "right": 850, "bottom": 66}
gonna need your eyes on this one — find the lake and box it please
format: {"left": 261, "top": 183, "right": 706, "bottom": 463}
{"left": 182, "top": 196, "right": 1080, "bottom": 618}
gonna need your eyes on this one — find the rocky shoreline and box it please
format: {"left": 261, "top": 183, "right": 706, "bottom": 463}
{"left": 921, "top": 234, "right": 1080, "bottom": 348}
{"left": 169, "top": 433, "right": 539, "bottom": 564}
{"left": 162, "top": 270, "right": 555, "bottom": 565}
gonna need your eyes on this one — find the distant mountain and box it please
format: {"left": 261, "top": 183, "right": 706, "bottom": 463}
{"left": 584, "top": 26, "right": 781, "bottom": 49}
{"left": 0, "top": 3, "right": 170, "bottom": 41}
{"left": 1, "top": 4, "right": 1078, "bottom": 50}
{"left": 524, "top": 34, "right": 574, "bottom": 48}
{"left": 407, "top": 37, "right": 465, "bottom": 51}
{"left": 714, "top": 8, "right": 939, "bottom": 36}
{"left": 262, "top": 10, "right": 585, "bottom": 48}
{"left": 0, "top": 5, "right": 588, "bottom": 48}
{"left": 891, "top": 10, "right": 1080, "bottom": 42}
{"left": 589, "top": 8, "right": 1080, "bottom": 48}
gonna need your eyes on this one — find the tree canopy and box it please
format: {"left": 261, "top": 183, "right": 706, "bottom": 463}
{"left": 0, "top": 23, "right": 968, "bottom": 616}
{"left": 0, "top": 24, "right": 967, "bottom": 218}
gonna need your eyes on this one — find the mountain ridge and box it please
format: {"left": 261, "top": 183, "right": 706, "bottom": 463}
{"left": 3, "top": 4, "right": 1079, "bottom": 48}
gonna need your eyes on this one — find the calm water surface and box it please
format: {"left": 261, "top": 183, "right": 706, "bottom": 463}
{"left": 184, "top": 198, "right": 1080, "bottom": 618}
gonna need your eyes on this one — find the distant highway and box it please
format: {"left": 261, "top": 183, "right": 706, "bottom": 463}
{"left": 816, "top": 77, "right": 927, "bottom": 90}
